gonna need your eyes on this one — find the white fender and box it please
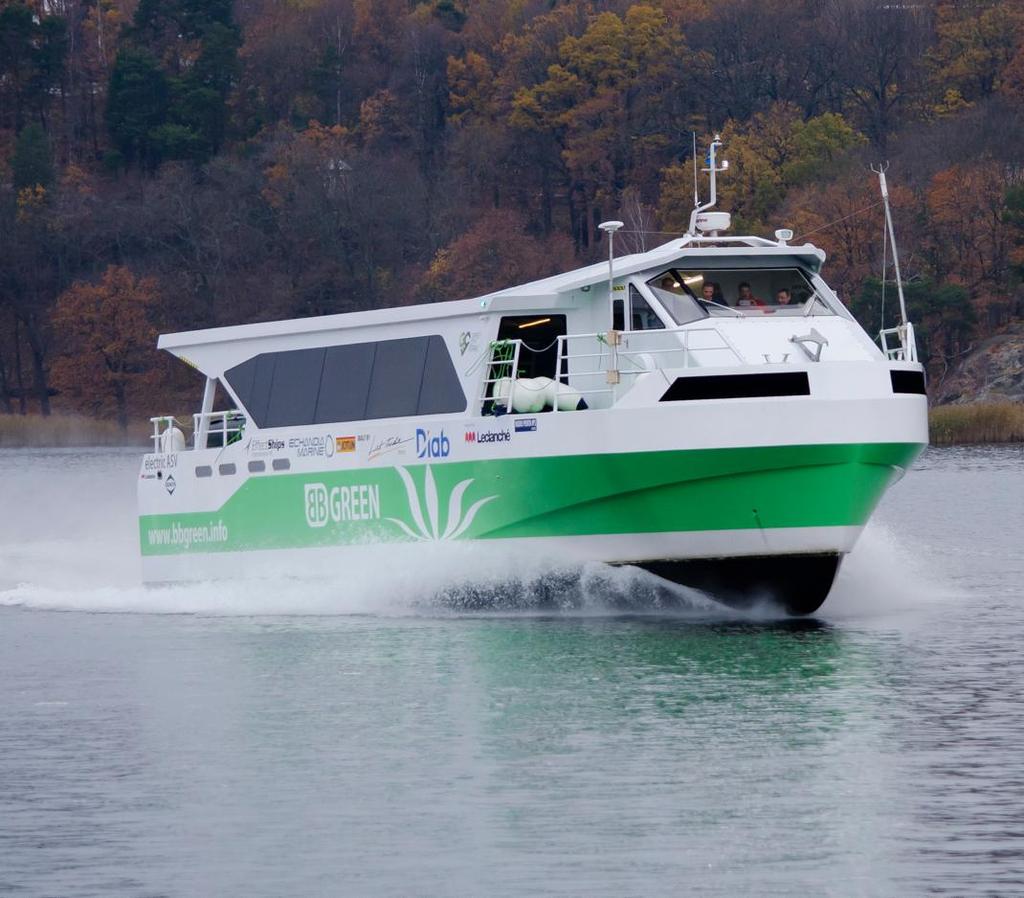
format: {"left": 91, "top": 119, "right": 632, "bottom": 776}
{"left": 160, "top": 425, "right": 187, "bottom": 453}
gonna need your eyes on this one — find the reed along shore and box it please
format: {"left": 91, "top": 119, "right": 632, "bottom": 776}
{"left": 929, "top": 403, "right": 1024, "bottom": 446}
{"left": 0, "top": 414, "right": 147, "bottom": 448}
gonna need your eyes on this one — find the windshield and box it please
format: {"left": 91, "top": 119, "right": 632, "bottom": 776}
{"left": 647, "top": 268, "right": 835, "bottom": 322}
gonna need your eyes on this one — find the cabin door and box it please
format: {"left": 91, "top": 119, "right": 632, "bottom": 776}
{"left": 496, "top": 315, "right": 568, "bottom": 381}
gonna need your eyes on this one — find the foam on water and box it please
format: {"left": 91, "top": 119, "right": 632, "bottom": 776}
{"left": 0, "top": 447, "right": 953, "bottom": 619}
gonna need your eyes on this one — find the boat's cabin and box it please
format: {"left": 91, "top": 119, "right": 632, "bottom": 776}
{"left": 148, "top": 236, "right": 903, "bottom": 452}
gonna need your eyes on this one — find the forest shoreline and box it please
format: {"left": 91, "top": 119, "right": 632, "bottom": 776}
{"left": 3, "top": 406, "right": 1022, "bottom": 449}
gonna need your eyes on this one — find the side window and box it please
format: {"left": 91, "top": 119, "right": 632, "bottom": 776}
{"left": 365, "top": 337, "right": 429, "bottom": 420}
{"left": 225, "top": 335, "right": 466, "bottom": 428}
{"left": 265, "top": 347, "right": 326, "bottom": 427}
{"left": 419, "top": 335, "right": 467, "bottom": 415}
{"left": 613, "top": 299, "right": 625, "bottom": 331}
{"left": 630, "top": 285, "right": 665, "bottom": 330}
{"left": 315, "top": 343, "right": 375, "bottom": 424}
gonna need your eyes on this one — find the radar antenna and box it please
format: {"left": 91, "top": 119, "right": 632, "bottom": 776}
{"left": 688, "top": 135, "right": 731, "bottom": 236}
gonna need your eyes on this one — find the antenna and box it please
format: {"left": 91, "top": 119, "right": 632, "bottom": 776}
{"left": 688, "top": 134, "right": 729, "bottom": 235}
{"left": 871, "top": 163, "right": 908, "bottom": 328}
{"left": 598, "top": 220, "right": 624, "bottom": 328}
{"left": 598, "top": 219, "right": 624, "bottom": 388}
{"left": 871, "top": 162, "right": 917, "bottom": 362}
{"left": 692, "top": 132, "right": 699, "bottom": 209}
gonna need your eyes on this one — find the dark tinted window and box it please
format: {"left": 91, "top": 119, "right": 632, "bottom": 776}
{"left": 225, "top": 335, "right": 465, "bottom": 428}
{"left": 366, "top": 337, "right": 429, "bottom": 420}
{"left": 316, "top": 343, "right": 375, "bottom": 423}
{"left": 419, "top": 335, "right": 468, "bottom": 415}
{"left": 265, "top": 348, "right": 326, "bottom": 427}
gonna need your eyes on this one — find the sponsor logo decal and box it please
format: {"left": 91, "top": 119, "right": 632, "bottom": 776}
{"left": 304, "top": 482, "right": 382, "bottom": 528}
{"left": 416, "top": 427, "right": 450, "bottom": 459}
{"left": 458, "top": 331, "right": 480, "bottom": 356}
{"left": 165, "top": 475, "right": 176, "bottom": 495}
{"left": 465, "top": 427, "right": 510, "bottom": 444}
{"left": 146, "top": 519, "right": 229, "bottom": 549}
{"left": 289, "top": 434, "right": 335, "bottom": 458}
{"left": 386, "top": 466, "right": 498, "bottom": 542}
{"left": 367, "top": 434, "right": 412, "bottom": 461}
{"left": 302, "top": 468, "right": 498, "bottom": 542}
{"left": 247, "top": 437, "right": 285, "bottom": 456}
{"left": 514, "top": 418, "right": 537, "bottom": 433}
{"left": 336, "top": 436, "right": 356, "bottom": 453}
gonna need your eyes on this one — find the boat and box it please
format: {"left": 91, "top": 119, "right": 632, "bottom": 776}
{"left": 138, "top": 137, "right": 928, "bottom": 614}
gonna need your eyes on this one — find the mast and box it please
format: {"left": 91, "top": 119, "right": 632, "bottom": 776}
{"left": 688, "top": 135, "right": 729, "bottom": 235}
{"left": 872, "top": 164, "right": 917, "bottom": 361}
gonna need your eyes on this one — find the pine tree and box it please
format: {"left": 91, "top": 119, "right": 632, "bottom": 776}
{"left": 11, "top": 124, "right": 53, "bottom": 191}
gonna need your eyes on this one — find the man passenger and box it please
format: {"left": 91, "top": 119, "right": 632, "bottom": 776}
{"left": 736, "top": 282, "right": 765, "bottom": 307}
{"left": 702, "top": 281, "right": 724, "bottom": 304}
{"left": 775, "top": 288, "right": 792, "bottom": 305}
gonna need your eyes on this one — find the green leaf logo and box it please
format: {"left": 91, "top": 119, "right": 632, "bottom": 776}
{"left": 386, "top": 465, "right": 497, "bottom": 541}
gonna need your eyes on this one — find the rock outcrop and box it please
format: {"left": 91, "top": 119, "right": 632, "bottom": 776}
{"left": 933, "top": 322, "right": 1024, "bottom": 404}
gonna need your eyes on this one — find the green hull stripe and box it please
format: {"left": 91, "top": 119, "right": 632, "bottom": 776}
{"left": 139, "top": 443, "right": 924, "bottom": 556}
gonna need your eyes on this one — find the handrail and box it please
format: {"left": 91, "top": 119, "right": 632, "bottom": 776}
{"left": 552, "top": 327, "right": 743, "bottom": 410}
{"left": 879, "top": 323, "right": 918, "bottom": 362}
{"left": 193, "top": 409, "right": 245, "bottom": 449}
{"left": 150, "top": 410, "right": 245, "bottom": 451}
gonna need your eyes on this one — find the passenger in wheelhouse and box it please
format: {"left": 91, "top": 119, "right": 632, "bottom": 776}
{"left": 644, "top": 267, "right": 839, "bottom": 323}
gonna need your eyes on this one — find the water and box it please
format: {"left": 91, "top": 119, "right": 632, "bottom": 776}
{"left": 1, "top": 446, "right": 1022, "bottom": 896}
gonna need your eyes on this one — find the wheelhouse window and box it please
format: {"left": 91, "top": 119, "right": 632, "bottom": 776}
{"left": 647, "top": 268, "right": 836, "bottom": 321}
{"left": 614, "top": 286, "right": 669, "bottom": 331}
{"left": 224, "top": 334, "right": 466, "bottom": 428}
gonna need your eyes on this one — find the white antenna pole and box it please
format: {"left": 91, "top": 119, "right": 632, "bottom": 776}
{"left": 872, "top": 163, "right": 916, "bottom": 362}
{"left": 874, "top": 164, "right": 908, "bottom": 327}
{"left": 692, "top": 132, "right": 699, "bottom": 209}
{"left": 688, "top": 134, "right": 725, "bottom": 235}
{"left": 598, "top": 219, "right": 624, "bottom": 388}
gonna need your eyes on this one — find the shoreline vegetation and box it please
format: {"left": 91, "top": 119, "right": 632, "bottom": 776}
{"left": 928, "top": 403, "right": 1024, "bottom": 445}
{"left": 2, "top": 405, "right": 1022, "bottom": 449}
{"left": 0, "top": 414, "right": 148, "bottom": 448}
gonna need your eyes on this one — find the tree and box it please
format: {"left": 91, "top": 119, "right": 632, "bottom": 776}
{"left": 928, "top": 2, "right": 1024, "bottom": 107}
{"left": 508, "top": 6, "right": 689, "bottom": 250}
{"left": 106, "top": 0, "right": 241, "bottom": 167}
{"left": 106, "top": 46, "right": 169, "bottom": 168}
{"left": 417, "top": 208, "right": 574, "bottom": 301}
{"left": 50, "top": 266, "right": 160, "bottom": 429}
{"left": 11, "top": 123, "right": 53, "bottom": 191}
{"left": 661, "top": 103, "right": 864, "bottom": 233}
{"left": 1005, "top": 184, "right": 1024, "bottom": 282}
{"left": 0, "top": 3, "right": 68, "bottom": 131}
{"left": 824, "top": 0, "right": 930, "bottom": 150}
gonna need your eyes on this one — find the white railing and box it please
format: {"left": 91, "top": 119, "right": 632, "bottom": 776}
{"left": 555, "top": 328, "right": 743, "bottom": 409}
{"left": 193, "top": 410, "right": 246, "bottom": 448}
{"left": 879, "top": 322, "right": 918, "bottom": 362}
{"left": 479, "top": 327, "right": 744, "bottom": 414}
{"left": 148, "top": 410, "right": 246, "bottom": 451}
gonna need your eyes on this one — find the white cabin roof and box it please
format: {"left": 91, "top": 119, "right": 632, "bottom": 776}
{"left": 159, "top": 236, "right": 827, "bottom": 370}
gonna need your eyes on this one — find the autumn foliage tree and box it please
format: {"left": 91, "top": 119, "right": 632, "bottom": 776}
{"left": 3, "top": 0, "right": 1024, "bottom": 420}
{"left": 50, "top": 267, "right": 160, "bottom": 429}
{"left": 418, "top": 209, "right": 575, "bottom": 301}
